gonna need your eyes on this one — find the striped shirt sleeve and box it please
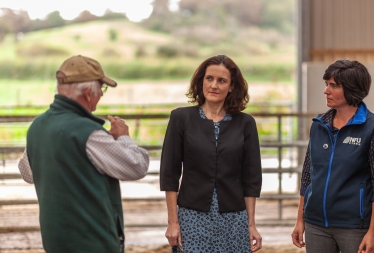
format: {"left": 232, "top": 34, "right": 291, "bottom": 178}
{"left": 86, "top": 130, "right": 149, "bottom": 181}
{"left": 18, "top": 149, "right": 34, "bottom": 184}
{"left": 18, "top": 130, "right": 149, "bottom": 183}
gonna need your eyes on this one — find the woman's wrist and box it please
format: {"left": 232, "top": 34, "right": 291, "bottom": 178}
{"left": 168, "top": 220, "right": 179, "bottom": 225}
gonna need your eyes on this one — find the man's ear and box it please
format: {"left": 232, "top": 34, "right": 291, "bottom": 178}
{"left": 83, "top": 85, "right": 92, "bottom": 102}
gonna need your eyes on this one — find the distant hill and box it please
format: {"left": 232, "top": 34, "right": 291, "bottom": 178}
{"left": 0, "top": 19, "right": 171, "bottom": 61}
{"left": 0, "top": 19, "right": 295, "bottom": 82}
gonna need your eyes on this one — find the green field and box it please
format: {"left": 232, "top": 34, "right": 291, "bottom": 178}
{"left": 0, "top": 102, "right": 298, "bottom": 156}
{"left": 0, "top": 18, "right": 297, "bottom": 152}
{"left": 0, "top": 19, "right": 296, "bottom": 82}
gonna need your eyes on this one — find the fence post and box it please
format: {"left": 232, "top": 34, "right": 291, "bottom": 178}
{"left": 277, "top": 115, "right": 283, "bottom": 219}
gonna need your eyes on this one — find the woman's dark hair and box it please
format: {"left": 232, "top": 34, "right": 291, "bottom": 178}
{"left": 323, "top": 59, "right": 371, "bottom": 106}
{"left": 186, "top": 55, "right": 249, "bottom": 114}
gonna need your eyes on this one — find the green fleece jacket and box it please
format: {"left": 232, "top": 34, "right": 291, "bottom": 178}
{"left": 27, "top": 95, "right": 124, "bottom": 253}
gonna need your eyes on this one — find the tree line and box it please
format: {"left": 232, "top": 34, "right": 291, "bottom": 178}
{"left": 0, "top": 8, "right": 127, "bottom": 42}
{"left": 140, "top": 0, "right": 295, "bottom": 55}
{"left": 145, "top": 0, "right": 295, "bottom": 35}
{"left": 0, "top": 0, "right": 295, "bottom": 43}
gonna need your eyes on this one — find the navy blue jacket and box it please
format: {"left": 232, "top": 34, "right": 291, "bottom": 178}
{"left": 304, "top": 102, "right": 374, "bottom": 228}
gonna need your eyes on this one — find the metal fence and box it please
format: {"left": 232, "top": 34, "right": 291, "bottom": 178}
{"left": 0, "top": 112, "right": 316, "bottom": 228}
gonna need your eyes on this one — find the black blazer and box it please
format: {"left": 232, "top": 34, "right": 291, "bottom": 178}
{"left": 160, "top": 106, "right": 262, "bottom": 213}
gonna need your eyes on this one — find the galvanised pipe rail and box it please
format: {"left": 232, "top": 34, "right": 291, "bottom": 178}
{"left": 0, "top": 112, "right": 316, "bottom": 220}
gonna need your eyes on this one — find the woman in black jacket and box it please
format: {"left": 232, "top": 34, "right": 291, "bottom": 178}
{"left": 160, "top": 55, "right": 263, "bottom": 252}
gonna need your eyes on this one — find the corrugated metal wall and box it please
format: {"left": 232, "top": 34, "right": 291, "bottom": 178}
{"left": 309, "top": 0, "right": 374, "bottom": 62}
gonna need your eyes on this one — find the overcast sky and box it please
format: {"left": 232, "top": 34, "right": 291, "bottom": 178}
{"left": 0, "top": 0, "right": 180, "bottom": 22}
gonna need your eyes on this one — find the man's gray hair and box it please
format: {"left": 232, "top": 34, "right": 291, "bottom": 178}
{"left": 57, "top": 80, "right": 101, "bottom": 99}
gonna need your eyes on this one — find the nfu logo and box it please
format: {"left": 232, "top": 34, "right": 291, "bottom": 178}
{"left": 343, "top": 136, "right": 361, "bottom": 146}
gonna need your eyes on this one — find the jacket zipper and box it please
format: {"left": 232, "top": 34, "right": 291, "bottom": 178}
{"left": 320, "top": 122, "right": 338, "bottom": 227}
{"left": 360, "top": 188, "right": 364, "bottom": 228}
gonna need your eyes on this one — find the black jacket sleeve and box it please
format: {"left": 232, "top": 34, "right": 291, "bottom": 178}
{"left": 160, "top": 109, "right": 184, "bottom": 191}
{"left": 242, "top": 116, "right": 262, "bottom": 197}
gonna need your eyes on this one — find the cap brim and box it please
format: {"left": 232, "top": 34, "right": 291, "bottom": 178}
{"left": 101, "top": 76, "right": 117, "bottom": 87}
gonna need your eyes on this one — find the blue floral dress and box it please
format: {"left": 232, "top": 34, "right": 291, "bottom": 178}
{"left": 172, "top": 107, "right": 251, "bottom": 253}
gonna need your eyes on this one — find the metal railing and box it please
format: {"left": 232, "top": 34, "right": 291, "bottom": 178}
{"left": 0, "top": 112, "right": 317, "bottom": 223}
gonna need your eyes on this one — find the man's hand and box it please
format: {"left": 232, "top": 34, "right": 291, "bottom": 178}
{"left": 107, "top": 115, "right": 129, "bottom": 140}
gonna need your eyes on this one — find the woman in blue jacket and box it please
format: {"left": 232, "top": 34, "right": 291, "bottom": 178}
{"left": 160, "top": 55, "right": 263, "bottom": 252}
{"left": 292, "top": 59, "right": 374, "bottom": 253}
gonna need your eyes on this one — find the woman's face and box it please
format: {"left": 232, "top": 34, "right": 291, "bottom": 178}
{"left": 202, "top": 64, "right": 232, "bottom": 105}
{"left": 324, "top": 76, "right": 347, "bottom": 109}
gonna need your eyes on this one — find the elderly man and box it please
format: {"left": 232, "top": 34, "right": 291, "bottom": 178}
{"left": 18, "top": 55, "right": 149, "bottom": 253}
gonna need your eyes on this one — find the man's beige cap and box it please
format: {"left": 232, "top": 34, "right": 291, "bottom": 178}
{"left": 56, "top": 55, "right": 117, "bottom": 87}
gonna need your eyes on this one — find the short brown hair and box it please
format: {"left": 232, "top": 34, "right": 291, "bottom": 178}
{"left": 323, "top": 59, "right": 371, "bottom": 107}
{"left": 186, "top": 55, "right": 249, "bottom": 113}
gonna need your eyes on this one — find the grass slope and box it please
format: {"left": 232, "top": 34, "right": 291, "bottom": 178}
{"left": 0, "top": 19, "right": 171, "bottom": 61}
